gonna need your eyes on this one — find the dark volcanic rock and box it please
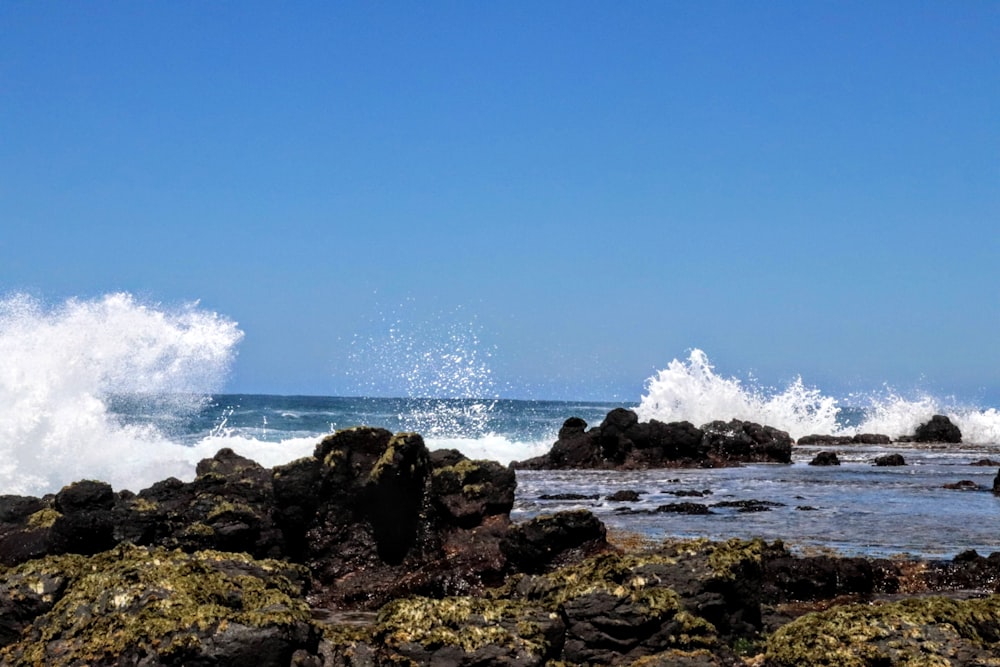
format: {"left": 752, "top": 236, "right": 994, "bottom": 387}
{"left": 796, "top": 434, "right": 854, "bottom": 446}
{"left": 115, "top": 447, "right": 284, "bottom": 559}
{"left": 872, "top": 453, "right": 906, "bottom": 466}
{"left": 944, "top": 480, "right": 979, "bottom": 490}
{"left": 700, "top": 419, "right": 793, "bottom": 465}
{"left": 712, "top": 499, "right": 785, "bottom": 513}
{"left": 654, "top": 502, "right": 713, "bottom": 515}
{"left": 0, "top": 544, "right": 318, "bottom": 666}
{"left": 853, "top": 433, "right": 891, "bottom": 444}
{"left": 502, "top": 509, "right": 608, "bottom": 575}
{"left": 606, "top": 489, "right": 642, "bottom": 502}
{"left": 513, "top": 410, "right": 791, "bottom": 470}
{"left": 914, "top": 414, "right": 962, "bottom": 443}
{"left": 808, "top": 451, "right": 840, "bottom": 466}
{"left": 538, "top": 493, "right": 600, "bottom": 501}
{"left": 761, "top": 542, "right": 895, "bottom": 604}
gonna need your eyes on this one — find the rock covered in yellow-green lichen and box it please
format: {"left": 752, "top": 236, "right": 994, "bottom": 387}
{"left": 765, "top": 593, "right": 1000, "bottom": 667}
{"left": 0, "top": 543, "right": 320, "bottom": 667}
{"left": 374, "top": 595, "right": 565, "bottom": 666}
{"left": 496, "top": 539, "right": 766, "bottom": 665}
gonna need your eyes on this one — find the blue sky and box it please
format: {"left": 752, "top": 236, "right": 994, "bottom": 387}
{"left": 2, "top": 2, "right": 998, "bottom": 401}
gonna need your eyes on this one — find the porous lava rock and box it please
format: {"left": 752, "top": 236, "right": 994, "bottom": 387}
{"left": 0, "top": 543, "right": 319, "bottom": 667}
{"left": 914, "top": 414, "right": 962, "bottom": 443}
{"left": 513, "top": 409, "right": 792, "bottom": 470}
{"left": 872, "top": 453, "right": 906, "bottom": 466}
{"left": 808, "top": 451, "right": 840, "bottom": 466}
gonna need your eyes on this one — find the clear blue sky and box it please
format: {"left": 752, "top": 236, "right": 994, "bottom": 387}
{"left": 2, "top": 2, "right": 997, "bottom": 401}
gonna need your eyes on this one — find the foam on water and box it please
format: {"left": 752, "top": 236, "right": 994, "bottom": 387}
{"left": 0, "top": 293, "right": 244, "bottom": 495}
{"left": 4, "top": 292, "right": 999, "bottom": 499}
{"left": 637, "top": 349, "right": 1000, "bottom": 443}
{"left": 636, "top": 349, "right": 841, "bottom": 439}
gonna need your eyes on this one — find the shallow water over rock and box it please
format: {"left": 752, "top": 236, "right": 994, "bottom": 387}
{"left": 513, "top": 442, "right": 1000, "bottom": 559}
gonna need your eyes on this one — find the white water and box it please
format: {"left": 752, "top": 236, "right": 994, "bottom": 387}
{"left": 3, "top": 294, "right": 998, "bottom": 498}
{"left": 636, "top": 349, "right": 841, "bottom": 438}
{"left": 0, "top": 293, "right": 245, "bottom": 495}
{"left": 637, "top": 349, "right": 1000, "bottom": 444}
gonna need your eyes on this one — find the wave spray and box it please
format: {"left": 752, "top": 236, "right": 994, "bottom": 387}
{"left": 0, "top": 293, "right": 244, "bottom": 495}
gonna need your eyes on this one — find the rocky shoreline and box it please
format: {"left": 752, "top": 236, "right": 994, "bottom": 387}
{"left": 1, "top": 410, "right": 999, "bottom": 666}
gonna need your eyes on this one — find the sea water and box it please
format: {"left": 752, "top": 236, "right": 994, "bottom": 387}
{"left": 2, "top": 293, "right": 1000, "bottom": 558}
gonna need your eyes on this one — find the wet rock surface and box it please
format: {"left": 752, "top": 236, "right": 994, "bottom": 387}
{"left": 808, "top": 451, "right": 840, "bottom": 466}
{"left": 914, "top": 414, "right": 963, "bottom": 443}
{"left": 513, "top": 410, "right": 792, "bottom": 470}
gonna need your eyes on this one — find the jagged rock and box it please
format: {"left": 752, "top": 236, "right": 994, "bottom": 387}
{"left": 808, "top": 451, "right": 840, "bottom": 466}
{"left": 872, "top": 454, "right": 905, "bottom": 466}
{"left": 765, "top": 594, "right": 1000, "bottom": 667}
{"left": 944, "top": 480, "right": 979, "bottom": 490}
{"left": 914, "top": 414, "right": 962, "bottom": 443}
{"left": 502, "top": 509, "right": 608, "bottom": 574}
{"left": 513, "top": 410, "right": 791, "bottom": 470}
{"left": 700, "top": 419, "right": 793, "bottom": 464}
{"left": 115, "top": 448, "right": 284, "bottom": 559}
{"left": 0, "top": 544, "right": 319, "bottom": 666}
{"left": 374, "top": 596, "right": 565, "bottom": 666}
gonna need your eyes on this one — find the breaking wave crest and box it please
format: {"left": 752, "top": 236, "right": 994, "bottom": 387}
{"left": 0, "top": 293, "right": 244, "bottom": 495}
{"left": 637, "top": 349, "right": 1000, "bottom": 443}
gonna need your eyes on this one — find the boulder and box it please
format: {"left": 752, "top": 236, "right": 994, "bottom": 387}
{"left": 914, "top": 414, "right": 962, "bottom": 443}
{"left": 0, "top": 544, "right": 319, "bottom": 666}
{"left": 852, "top": 433, "right": 891, "bottom": 444}
{"left": 872, "top": 454, "right": 905, "bottom": 466}
{"left": 606, "top": 489, "right": 642, "bottom": 502}
{"left": 700, "top": 419, "right": 793, "bottom": 464}
{"left": 502, "top": 509, "right": 608, "bottom": 574}
{"left": 512, "top": 410, "right": 791, "bottom": 470}
{"left": 808, "top": 451, "right": 840, "bottom": 466}
{"left": 765, "top": 595, "right": 1000, "bottom": 667}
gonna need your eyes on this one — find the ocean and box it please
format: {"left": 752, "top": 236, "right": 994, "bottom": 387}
{"left": 2, "top": 293, "right": 1000, "bottom": 559}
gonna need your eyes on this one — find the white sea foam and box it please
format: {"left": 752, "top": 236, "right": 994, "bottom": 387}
{"left": 636, "top": 349, "right": 1000, "bottom": 444}
{"left": 635, "top": 349, "right": 841, "bottom": 439}
{"left": 425, "top": 434, "right": 553, "bottom": 466}
{"left": 0, "top": 293, "right": 244, "bottom": 495}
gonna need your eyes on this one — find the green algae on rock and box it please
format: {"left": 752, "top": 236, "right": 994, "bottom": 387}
{"left": 765, "top": 594, "right": 1000, "bottom": 667}
{"left": 375, "top": 595, "right": 564, "bottom": 665}
{"left": 0, "top": 543, "right": 318, "bottom": 666}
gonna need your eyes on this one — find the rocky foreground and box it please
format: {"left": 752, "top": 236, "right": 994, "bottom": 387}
{"left": 1, "top": 411, "right": 999, "bottom": 666}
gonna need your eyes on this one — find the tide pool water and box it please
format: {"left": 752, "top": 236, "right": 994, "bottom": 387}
{"left": 2, "top": 292, "right": 999, "bottom": 558}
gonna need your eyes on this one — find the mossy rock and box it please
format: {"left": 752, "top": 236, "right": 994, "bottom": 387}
{"left": 375, "top": 595, "right": 564, "bottom": 665}
{"left": 0, "top": 543, "right": 318, "bottom": 666}
{"left": 765, "top": 594, "right": 1000, "bottom": 667}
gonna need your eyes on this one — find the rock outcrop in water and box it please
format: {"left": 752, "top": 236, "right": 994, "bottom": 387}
{"left": 512, "top": 408, "right": 793, "bottom": 470}
{"left": 913, "top": 414, "right": 963, "bottom": 443}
